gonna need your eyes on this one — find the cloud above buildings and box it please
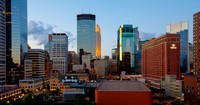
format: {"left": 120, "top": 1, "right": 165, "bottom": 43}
{"left": 28, "top": 21, "right": 55, "bottom": 48}
{"left": 28, "top": 21, "right": 76, "bottom": 50}
{"left": 139, "top": 31, "right": 163, "bottom": 41}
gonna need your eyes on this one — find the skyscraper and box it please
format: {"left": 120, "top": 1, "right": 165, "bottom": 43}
{"left": 111, "top": 48, "right": 117, "bottom": 60}
{"left": 6, "top": 0, "right": 28, "bottom": 84}
{"left": 183, "top": 11, "right": 200, "bottom": 105}
{"left": 77, "top": 14, "right": 96, "bottom": 58}
{"left": 45, "top": 33, "right": 68, "bottom": 74}
{"left": 134, "top": 27, "right": 140, "bottom": 51}
{"left": 193, "top": 12, "right": 200, "bottom": 75}
{"left": 117, "top": 25, "right": 136, "bottom": 70}
{"left": 0, "top": 0, "right": 6, "bottom": 85}
{"left": 95, "top": 24, "right": 101, "bottom": 59}
{"left": 167, "top": 21, "right": 189, "bottom": 73}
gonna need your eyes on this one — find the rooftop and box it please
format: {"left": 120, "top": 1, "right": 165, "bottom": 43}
{"left": 19, "top": 78, "right": 49, "bottom": 81}
{"left": 96, "top": 81, "right": 151, "bottom": 91}
{"left": 63, "top": 89, "right": 84, "bottom": 94}
{"left": 0, "top": 87, "right": 20, "bottom": 94}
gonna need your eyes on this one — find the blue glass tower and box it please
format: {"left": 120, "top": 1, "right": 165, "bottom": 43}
{"left": 117, "top": 25, "right": 136, "bottom": 69}
{"left": 11, "top": 0, "right": 27, "bottom": 65}
{"left": 167, "top": 21, "right": 189, "bottom": 73}
{"left": 77, "top": 14, "right": 96, "bottom": 59}
{"left": 6, "top": 0, "right": 27, "bottom": 84}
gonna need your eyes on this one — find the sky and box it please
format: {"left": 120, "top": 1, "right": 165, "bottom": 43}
{"left": 28, "top": 0, "right": 200, "bottom": 57}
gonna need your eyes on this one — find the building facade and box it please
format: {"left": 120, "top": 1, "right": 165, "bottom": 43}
{"left": 24, "top": 60, "right": 32, "bottom": 79}
{"left": 117, "top": 25, "right": 137, "bottom": 69}
{"left": 28, "top": 49, "right": 45, "bottom": 78}
{"left": 45, "top": 33, "right": 68, "bottom": 74}
{"left": 193, "top": 11, "right": 200, "bottom": 75}
{"left": 96, "top": 24, "right": 101, "bottom": 59}
{"left": 95, "top": 81, "right": 152, "bottom": 105}
{"left": 77, "top": 14, "right": 96, "bottom": 58}
{"left": 0, "top": 0, "right": 6, "bottom": 85}
{"left": 161, "top": 75, "right": 183, "bottom": 99}
{"left": 111, "top": 48, "right": 117, "bottom": 60}
{"left": 135, "top": 27, "right": 140, "bottom": 51}
{"left": 82, "top": 54, "right": 91, "bottom": 70}
{"left": 68, "top": 51, "right": 76, "bottom": 72}
{"left": 19, "top": 78, "right": 50, "bottom": 92}
{"left": 6, "top": 0, "right": 28, "bottom": 84}
{"left": 142, "top": 34, "right": 180, "bottom": 89}
{"left": 183, "top": 11, "right": 200, "bottom": 105}
{"left": 167, "top": 21, "right": 189, "bottom": 73}
{"left": 94, "top": 60, "right": 106, "bottom": 78}
{"left": 0, "top": 86, "right": 21, "bottom": 100}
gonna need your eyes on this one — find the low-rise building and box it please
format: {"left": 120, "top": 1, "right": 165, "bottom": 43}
{"left": 72, "top": 65, "right": 83, "bottom": 72}
{"left": 161, "top": 75, "right": 183, "bottom": 99}
{"left": 63, "top": 89, "right": 85, "bottom": 103}
{"left": 95, "top": 81, "right": 152, "bottom": 105}
{"left": 0, "top": 85, "right": 21, "bottom": 100}
{"left": 184, "top": 75, "right": 200, "bottom": 104}
{"left": 19, "top": 78, "right": 50, "bottom": 91}
{"left": 50, "top": 73, "right": 89, "bottom": 92}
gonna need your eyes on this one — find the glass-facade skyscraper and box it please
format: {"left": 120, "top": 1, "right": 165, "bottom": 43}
{"left": 77, "top": 14, "right": 96, "bottom": 59}
{"left": 111, "top": 48, "right": 117, "bottom": 60}
{"left": 6, "top": 0, "right": 27, "bottom": 84}
{"left": 117, "top": 25, "right": 136, "bottom": 69}
{"left": 0, "top": 0, "right": 6, "bottom": 85}
{"left": 167, "top": 21, "right": 189, "bottom": 73}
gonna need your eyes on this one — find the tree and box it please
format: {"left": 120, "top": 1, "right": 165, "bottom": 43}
{"left": 171, "top": 100, "right": 186, "bottom": 105}
{"left": 75, "top": 95, "right": 90, "bottom": 105}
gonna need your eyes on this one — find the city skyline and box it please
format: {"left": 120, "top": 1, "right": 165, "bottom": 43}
{"left": 28, "top": 0, "right": 200, "bottom": 57}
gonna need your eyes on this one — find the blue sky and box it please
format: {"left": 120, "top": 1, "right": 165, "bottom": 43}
{"left": 28, "top": 0, "right": 200, "bottom": 57}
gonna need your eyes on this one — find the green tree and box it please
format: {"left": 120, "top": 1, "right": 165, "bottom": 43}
{"left": 171, "top": 100, "right": 186, "bottom": 105}
{"left": 75, "top": 95, "right": 91, "bottom": 105}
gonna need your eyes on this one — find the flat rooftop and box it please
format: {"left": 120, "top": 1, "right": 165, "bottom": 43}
{"left": 63, "top": 89, "right": 84, "bottom": 94}
{"left": 96, "top": 81, "right": 151, "bottom": 91}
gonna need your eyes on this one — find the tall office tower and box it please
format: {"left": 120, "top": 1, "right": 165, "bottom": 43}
{"left": 134, "top": 27, "right": 140, "bottom": 51}
{"left": 6, "top": 0, "right": 28, "bottom": 84}
{"left": 193, "top": 12, "right": 200, "bottom": 75}
{"left": 95, "top": 24, "right": 101, "bottom": 59}
{"left": 45, "top": 33, "right": 68, "bottom": 74}
{"left": 142, "top": 34, "right": 180, "bottom": 89}
{"left": 167, "top": 21, "right": 189, "bottom": 73}
{"left": 117, "top": 25, "right": 137, "bottom": 72}
{"left": 111, "top": 48, "right": 117, "bottom": 60}
{"left": 183, "top": 11, "right": 200, "bottom": 105}
{"left": 134, "top": 40, "right": 149, "bottom": 74}
{"left": 77, "top": 14, "right": 96, "bottom": 59}
{"left": 28, "top": 49, "right": 45, "bottom": 78}
{"left": 0, "top": 0, "right": 6, "bottom": 85}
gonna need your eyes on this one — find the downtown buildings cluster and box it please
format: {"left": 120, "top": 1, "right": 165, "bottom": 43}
{"left": 0, "top": 0, "right": 200, "bottom": 105}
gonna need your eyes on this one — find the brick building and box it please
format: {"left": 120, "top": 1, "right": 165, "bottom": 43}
{"left": 95, "top": 81, "right": 152, "bottom": 105}
{"left": 142, "top": 34, "right": 180, "bottom": 89}
{"left": 184, "top": 11, "right": 200, "bottom": 104}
